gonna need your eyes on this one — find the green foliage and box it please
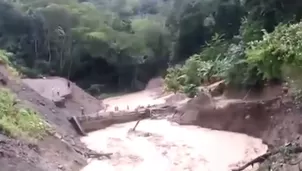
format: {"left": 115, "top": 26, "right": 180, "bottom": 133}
{"left": 0, "top": 88, "right": 47, "bottom": 140}
{"left": 165, "top": 56, "right": 232, "bottom": 96}
{"left": 225, "top": 58, "right": 264, "bottom": 88}
{"left": 199, "top": 34, "right": 229, "bottom": 61}
{"left": 0, "top": 49, "right": 12, "bottom": 64}
{"left": 282, "top": 65, "right": 302, "bottom": 105}
{"left": 239, "top": 18, "right": 263, "bottom": 42}
{"left": 0, "top": 0, "right": 172, "bottom": 90}
{"left": 165, "top": 28, "right": 265, "bottom": 93}
{"left": 0, "top": 50, "right": 19, "bottom": 77}
{"left": 246, "top": 22, "right": 302, "bottom": 81}
{"left": 1, "top": 0, "right": 302, "bottom": 94}
{"left": 164, "top": 35, "right": 232, "bottom": 96}
{"left": 87, "top": 84, "right": 103, "bottom": 96}
{"left": 167, "top": 0, "right": 245, "bottom": 62}
{"left": 222, "top": 43, "right": 263, "bottom": 88}
{"left": 167, "top": 18, "right": 302, "bottom": 95}
{"left": 182, "top": 83, "right": 198, "bottom": 98}
{"left": 164, "top": 65, "right": 183, "bottom": 93}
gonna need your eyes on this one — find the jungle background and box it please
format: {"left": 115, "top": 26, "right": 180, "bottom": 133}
{"left": 1, "top": 0, "right": 302, "bottom": 97}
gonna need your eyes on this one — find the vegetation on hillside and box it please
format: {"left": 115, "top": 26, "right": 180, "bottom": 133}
{"left": 1, "top": 0, "right": 302, "bottom": 97}
{"left": 164, "top": 0, "right": 302, "bottom": 96}
{"left": 0, "top": 0, "right": 173, "bottom": 92}
{"left": 0, "top": 49, "right": 19, "bottom": 77}
{"left": 1, "top": 1, "right": 302, "bottom": 169}
{"left": 0, "top": 88, "right": 47, "bottom": 141}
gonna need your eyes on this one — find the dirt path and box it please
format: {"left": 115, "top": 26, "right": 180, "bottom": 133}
{"left": 23, "top": 77, "right": 71, "bottom": 101}
{"left": 81, "top": 89, "right": 268, "bottom": 171}
{"left": 22, "top": 77, "right": 102, "bottom": 115}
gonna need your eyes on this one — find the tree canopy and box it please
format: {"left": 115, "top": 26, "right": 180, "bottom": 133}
{"left": 1, "top": 0, "right": 302, "bottom": 95}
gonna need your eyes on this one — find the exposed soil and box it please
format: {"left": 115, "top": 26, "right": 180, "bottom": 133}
{"left": 22, "top": 77, "right": 103, "bottom": 115}
{"left": 80, "top": 82, "right": 291, "bottom": 171}
{"left": 0, "top": 65, "right": 88, "bottom": 171}
{"left": 0, "top": 134, "right": 85, "bottom": 171}
{"left": 81, "top": 80, "right": 302, "bottom": 171}
{"left": 170, "top": 84, "right": 297, "bottom": 146}
{"left": 1, "top": 65, "right": 302, "bottom": 171}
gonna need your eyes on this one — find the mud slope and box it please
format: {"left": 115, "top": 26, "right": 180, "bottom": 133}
{"left": 0, "top": 65, "right": 87, "bottom": 171}
{"left": 23, "top": 77, "right": 103, "bottom": 115}
{"left": 168, "top": 86, "right": 302, "bottom": 171}
{"left": 171, "top": 84, "right": 302, "bottom": 146}
{"left": 0, "top": 134, "right": 85, "bottom": 171}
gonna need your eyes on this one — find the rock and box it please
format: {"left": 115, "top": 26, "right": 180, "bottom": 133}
{"left": 57, "top": 164, "right": 65, "bottom": 170}
{"left": 282, "top": 86, "right": 289, "bottom": 94}
{"left": 245, "top": 115, "right": 250, "bottom": 120}
{"left": 54, "top": 133, "right": 63, "bottom": 139}
{"left": 0, "top": 78, "right": 7, "bottom": 85}
{"left": 286, "top": 108, "right": 292, "bottom": 113}
{"left": 53, "top": 97, "right": 66, "bottom": 108}
{"left": 70, "top": 139, "right": 76, "bottom": 146}
{"left": 142, "top": 133, "right": 151, "bottom": 137}
{"left": 207, "top": 80, "right": 226, "bottom": 97}
{"left": 38, "top": 100, "right": 45, "bottom": 106}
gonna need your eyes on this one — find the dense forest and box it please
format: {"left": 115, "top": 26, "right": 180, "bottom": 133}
{"left": 1, "top": 0, "right": 302, "bottom": 96}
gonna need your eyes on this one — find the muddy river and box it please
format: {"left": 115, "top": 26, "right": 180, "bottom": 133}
{"left": 80, "top": 90, "right": 267, "bottom": 171}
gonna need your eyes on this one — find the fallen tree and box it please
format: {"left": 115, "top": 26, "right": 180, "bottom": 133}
{"left": 232, "top": 142, "right": 302, "bottom": 171}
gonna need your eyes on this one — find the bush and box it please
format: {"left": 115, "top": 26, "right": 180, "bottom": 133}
{"left": 246, "top": 22, "right": 302, "bottom": 81}
{"left": 223, "top": 43, "right": 264, "bottom": 88}
{"left": 239, "top": 18, "right": 263, "bottom": 42}
{"left": 0, "top": 88, "right": 47, "bottom": 140}
{"left": 198, "top": 33, "right": 229, "bottom": 61}
{"left": 282, "top": 65, "right": 302, "bottom": 106}
{"left": 165, "top": 20, "right": 302, "bottom": 97}
{"left": 164, "top": 65, "right": 184, "bottom": 93}
{"left": 87, "top": 84, "right": 104, "bottom": 96}
{"left": 0, "top": 50, "right": 19, "bottom": 77}
{"left": 165, "top": 22, "right": 302, "bottom": 95}
{"left": 164, "top": 54, "right": 231, "bottom": 96}
{"left": 182, "top": 84, "right": 198, "bottom": 98}
{"left": 164, "top": 35, "right": 234, "bottom": 96}
{"left": 225, "top": 58, "right": 264, "bottom": 88}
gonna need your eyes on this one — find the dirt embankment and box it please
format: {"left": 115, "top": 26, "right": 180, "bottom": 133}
{"left": 22, "top": 77, "right": 103, "bottom": 115}
{"left": 2, "top": 67, "right": 302, "bottom": 171}
{"left": 13, "top": 72, "right": 302, "bottom": 171}
{"left": 78, "top": 78, "right": 293, "bottom": 171}
{"left": 170, "top": 82, "right": 299, "bottom": 147}
{"left": 0, "top": 65, "right": 89, "bottom": 171}
{"left": 165, "top": 81, "right": 302, "bottom": 170}
{"left": 78, "top": 77, "right": 300, "bottom": 148}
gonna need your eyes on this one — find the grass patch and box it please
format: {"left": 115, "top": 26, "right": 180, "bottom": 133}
{"left": 0, "top": 49, "right": 20, "bottom": 77}
{"left": 0, "top": 88, "right": 47, "bottom": 141}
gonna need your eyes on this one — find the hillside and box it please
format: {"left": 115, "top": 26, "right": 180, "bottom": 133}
{"left": 1, "top": 55, "right": 302, "bottom": 170}
{"left": 2, "top": 0, "right": 302, "bottom": 171}
{"left": 0, "top": 64, "right": 88, "bottom": 171}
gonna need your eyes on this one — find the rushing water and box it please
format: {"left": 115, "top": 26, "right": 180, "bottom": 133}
{"left": 80, "top": 119, "right": 267, "bottom": 171}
